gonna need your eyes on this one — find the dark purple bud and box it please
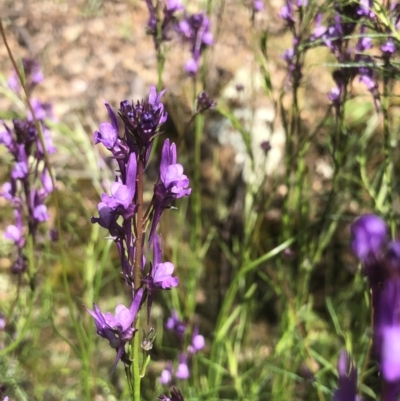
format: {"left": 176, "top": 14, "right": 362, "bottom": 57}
{"left": 158, "top": 388, "right": 185, "bottom": 401}
{"left": 196, "top": 91, "right": 216, "bottom": 111}
{"left": 260, "top": 140, "right": 271, "bottom": 154}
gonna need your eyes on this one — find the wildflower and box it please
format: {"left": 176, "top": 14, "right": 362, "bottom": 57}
{"left": 145, "top": 234, "right": 178, "bottom": 319}
{"left": 333, "top": 351, "right": 359, "bottom": 401}
{"left": 188, "top": 326, "right": 205, "bottom": 354}
{"left": 175, "top": 353, "right": 190, "bottom": 379}
{"left": 177, "top": 12, "right": 213, "bottom": 75}
{"left": 160, "top": 361, "right": 173, "bottom": 385}
{"left": 196, "top": 91, "right": 216, "bottom": 112}
{"left": 8, "top": 57, "right": 43, "bottom": 93}
{"left": 85, "top": 288, "right": 144, "bottom": 368}
{"left": 253, "top": 0, "right": 263, "bottom": 12}
{"left": 149, "top": 138, "right": 191, "bottom": 242}
{"left": 381, "top": 39, "right": 396, "bottom": 59}
{"left": 165, "top": 310, "right": 186, "bottom": 339}
{"left": 350, "top": 214, "right": 388, "bottom": 265}
{"left": 119, "top": 86, "right": 168, "bottom": 164}
{"left": 144, "top": 0, "right": 183, "bottom": 49}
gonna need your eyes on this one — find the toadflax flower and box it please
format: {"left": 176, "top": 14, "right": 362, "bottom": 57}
{"left": 177, "top": 12, "right": 213, "bottom": 75}
{"left": 86, "top": 288, "right": 144, "bottom": 368}
{"left": 149, "top": 138, "right": 191, "bottom": 242}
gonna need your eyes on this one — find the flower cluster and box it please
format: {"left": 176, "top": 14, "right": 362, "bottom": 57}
{"left": 88, "top": 86, "right": 191, "bottom": 368}
{"left": 0, "top": 58, "right": 56, "bottom": 274}
{"left": 143, "top": 1, "right": 213, "bottom": 76}
{"left": 160, "top": 310, "right": 205, "bottom": 384}
{"left": 350, "top": 214, "right": 400, "bottom": 397}
{"left": 144, "top": 0, "right": 184, "bottom": 51}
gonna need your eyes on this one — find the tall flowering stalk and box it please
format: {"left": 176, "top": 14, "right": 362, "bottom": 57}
{"left": 350, "top": 214, "right": 400, "bottom": 401}
{"left": 0, "top": 58, "right": 56, "bottom": 278}
{"left": 88, "top": 86, "right": 190, "bottom": 400}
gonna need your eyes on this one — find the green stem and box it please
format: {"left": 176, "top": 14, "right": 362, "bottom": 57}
{"left": 131, "top": 157, "right": 144, "bottom": 401}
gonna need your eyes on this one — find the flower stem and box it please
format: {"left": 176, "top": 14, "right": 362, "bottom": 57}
{"left": 131, "top": 156, "right": 144, "bottom": 401}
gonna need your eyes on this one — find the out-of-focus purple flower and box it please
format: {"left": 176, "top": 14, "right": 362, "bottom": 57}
{"left": 160, "top": 361, "right": 173, "bottom": 385}
{"left": 333, "top": 351, "right": 358, "bottom": 401}
{"left": 0, "top": 312, "right": 6, "bottom": 331}
{"left": 357, "top": 0, "right": 375, "bottom": 19}
{"left": 144, "top": 0, "right": 183, "bottom": 49}
{"left": 86, "top": 288, "right": 144, "bottom": 368}
{"left": 8, "top": 57, "right": 44, "bottom": 93}
{"left": 188, "top": 326, "right": 205, "bottom": 354}
{"left": 166, "top": 310, "right": 186, "bottom": 338}
{"left": 196, "top": 91, "right": 216, "bottom": 112}
{"left": 158, "top": 388, "right": 185, "bottom": 401}
{"left": 377, "top": 278, "right": 400, "bottom": 382}
{"left": 175, "top": 353, "right": 190, "bottom": 379}
{"left": 356, "top": 26, "right": 372, "bottom": 52}
{"left": 381, "top": 39, "right": 396, "bottom": 58}
{"left": 350, "top": 214, "right": 388, "bottom": 265}
{"left": 177, "top": 12, "right": 213, "bottom": 75}
{"left": 253, "top": 0, "right": 263, "bottom": 12}
{"left": 279, "top": 2, "right": 294, "bottom": 25}
{"left": 260, "top": 140, "right": 271, "bottom": 154}
{"left": 149, "top": 138, "right": 191, "bottom": 242}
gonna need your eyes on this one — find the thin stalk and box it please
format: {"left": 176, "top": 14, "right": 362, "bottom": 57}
{"left": 382, "top": 73, "right": 394, "bottom": 236}
{"left": 131, "top": 157, "right": 144, "bottom": 401}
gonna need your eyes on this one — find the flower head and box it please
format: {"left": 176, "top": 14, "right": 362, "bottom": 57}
{"left": 334, "top": 351, "right": 358, "bottom": 401}
{"left": 86, "top": 288, "right": 144, "bottom": 368}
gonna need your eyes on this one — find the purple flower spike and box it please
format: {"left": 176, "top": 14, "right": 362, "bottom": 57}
{"left": 86, "top": 288, "right": 144, "bottom": 368}
{"left": 334, "top": 351, "right": 358, "bottom": 401}
{"left": 350, "top": 214, "right": 388, "bottom": 265}
{"left": 177, "top": 12, "right": 213, "bottom": 75}
{"left": 377, "top": 279, "right": 400, "bottom": 383}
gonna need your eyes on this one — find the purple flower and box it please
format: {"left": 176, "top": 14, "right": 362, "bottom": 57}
{"left": 333, "top": 351, "right": 359, "bottom": 401}
{"left": 188, "top": 326, "right": 205, "bottom": 354}
{"left": 175, "top": 353, "right": 190, "bottom": 379}
{"left": 149, "top": 139, "right": 191, "bottom": 242}
{"left": 350, "top": 214, "right": 388, "bottom": 265}
{"left": 144, "top": 0, "right": 183, "bottom": 48}
{"left": 160, "top": 361, "right": 173, "bottom": 385}
{"left": 381, "top": 39, "right": 396, "bottom": 58}
{"left": 166, "top": 310, "right": 186, "bottom": 338}
{"left": 86, "top": 288, "right": 144, "bottom": 368}
{"left": 177, "top": 12, "right": 213, "bottom": 75}
{"left": 196, "top": 91, "right": 216, "bottom": 112}
{"left": 377, "top": 278, "right": 400, "bottom": 382}
{"left": 119, "top": 86, "right": 167, "bottom": 164}
{"left": 100, "top": 152, "right": 137, "bottom": 216}
{"left": 253, "top": 0, "right": 263, "bottom": 12}
{"left": 145, "top": 235, "right": 178, "bottom": 320}
{"left": 279, "top": 2, "right": 294, "bottom": 25}
{"left": 8, "top": 57, "right": 44, "bottom": 92}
